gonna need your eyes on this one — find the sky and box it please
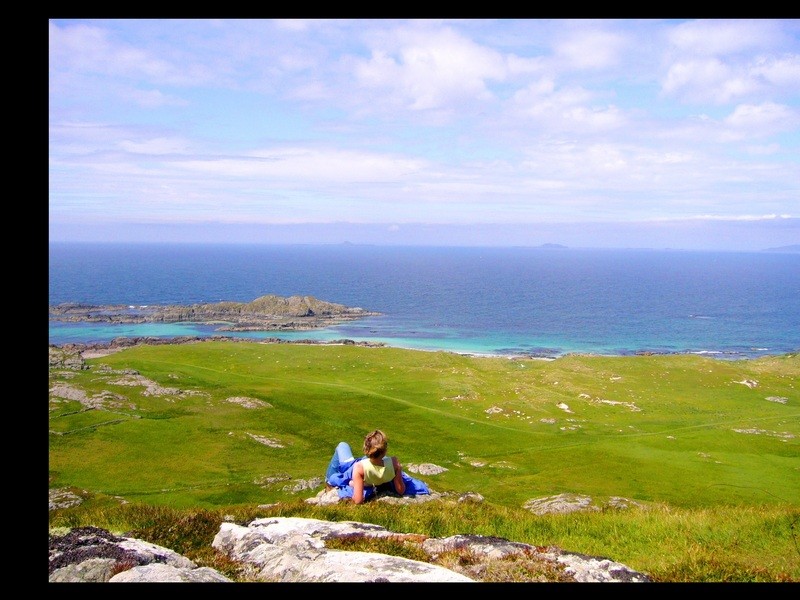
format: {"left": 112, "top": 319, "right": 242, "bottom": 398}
{"left": 48, "top": 18, "right": 800, "bottom": 250}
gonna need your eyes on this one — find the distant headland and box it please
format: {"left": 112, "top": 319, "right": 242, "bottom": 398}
{"left": 762, "top": 244, "right": 800, "bottom": 253}
{"left": 49, "top": 294, "right": 381, "bottom": 332}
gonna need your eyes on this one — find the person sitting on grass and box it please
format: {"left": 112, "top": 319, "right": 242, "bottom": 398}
{"left": 325, "top": 429, "right": 429, "bottom": 504}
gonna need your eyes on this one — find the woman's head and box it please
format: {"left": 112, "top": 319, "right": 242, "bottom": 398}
{"left": 363, "top": 429, "right": 388, "bottom": 459}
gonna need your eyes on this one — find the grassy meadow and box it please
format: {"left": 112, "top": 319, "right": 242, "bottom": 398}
{"left": 48, "top": 341, "right": 800, "bottom": 581}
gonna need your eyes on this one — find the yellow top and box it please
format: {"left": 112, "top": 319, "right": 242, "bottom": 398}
{"left": 360, "top": 457, "right": 395, "bottom": 486}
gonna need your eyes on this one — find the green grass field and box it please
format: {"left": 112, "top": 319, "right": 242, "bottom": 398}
{"left": 48, "top": 342, "right": 800, "bottom": 581}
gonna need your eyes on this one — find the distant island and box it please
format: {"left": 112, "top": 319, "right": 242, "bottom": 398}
{"left": 49, "top": 294, "right": 381, "bottom": 332}
{"left": 762, "top": 244, "right": 800, "bottom": 253}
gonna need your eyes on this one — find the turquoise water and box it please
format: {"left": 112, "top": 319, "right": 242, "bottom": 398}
{"left": 49, "top": 243, "right": 800, "bottom": 358}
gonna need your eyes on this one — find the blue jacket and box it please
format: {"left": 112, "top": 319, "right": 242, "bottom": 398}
{"left": 326, "top": 458, "right": 431, "bottom": 501}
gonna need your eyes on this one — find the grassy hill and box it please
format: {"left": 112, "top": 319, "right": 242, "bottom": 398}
{"left": 48, "top": 341, "right": 800, "bottom": 581}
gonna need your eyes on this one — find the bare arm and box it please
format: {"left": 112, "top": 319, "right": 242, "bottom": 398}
{"left": 350, "top": 461, "right": 365, "bottom": 504}
{"left": 392, "top": 456, "right": 405, "bottom": 495}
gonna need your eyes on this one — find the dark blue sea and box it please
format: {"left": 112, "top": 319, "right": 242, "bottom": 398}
{"left": 48, "top": 243, "right": 800, "bottom": 359}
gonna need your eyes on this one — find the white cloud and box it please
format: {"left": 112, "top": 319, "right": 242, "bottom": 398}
{"left": 118, "top": 137, "right": 191, "bottom": 155}
{"left": 745, "top": 143, "right": 780, "bottom": 155}
{"left": 662, "top": 58, "right": 756, "bottom": 103}
{"left": 554, "top": 28, "right": 626, "bottom": 70}
{"left": 49, "top": 21, "right": 114, "bottom": 71}
{"left": 751, "top": 53, "right": 800, "bottom": 89}
{"left": 661, "top": 20, "right": 800, "bottom": 104}
{"left": 355, "top": 25, "right": 516, "bottom": 110}
{"left": 351, "top": 22, "right": 543, "bottom": 111}
{"left": 511, "top": 79, "right": 625, "bottom": 133}
{"left": 689, "top": 213, "right": 793, "bottom": 221}
{"left": 724, "top": 102, "right": 798, "bottom": 136}
{"left": 273, "top": 19, "right": 311, "bottom": 32}
{"left": 561, "top": 105, "right": 625, "bottom": 131}
{"left": 49, "top": 20, "right": 213, "bottom": 87}
{"left": 172, "top": 148, "right": 426, "bottom": 183}
{"left": 667, "top": 19, "right": 780, "bottom": 57}
{"left": 128, "top": 88, "right": 188, "bottom": 108}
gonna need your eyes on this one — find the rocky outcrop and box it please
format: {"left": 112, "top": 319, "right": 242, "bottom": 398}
{"left": 49, "top": 294, "right": 381, "bottom": 331}
{"left": 49, "top": 517, "right": 652, "bottom": 583}
{"left": 212, "top": 518, "right": 472, "bottom": 582}
{"left": 49, "top": 346, "right": 89, "bottom": 370}
{"left": 212, "top": 517, "right": 651, "bottom": 583}
{"left": 48, "top": 526, "right": 231, "bottom": 583}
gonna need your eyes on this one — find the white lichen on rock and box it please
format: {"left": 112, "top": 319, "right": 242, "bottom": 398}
{"left": 246, "top": 433, "right": 285, "bottom": 448}
{"left": 226, "top": 396, "right": 272, "bottom": 409}
{"left": 406, "top": 463, "right": 448, "bottom": 475}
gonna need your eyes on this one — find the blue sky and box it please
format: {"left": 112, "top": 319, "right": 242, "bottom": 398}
{"left": 49, "top": 19, "right": 800, "bottom": 250}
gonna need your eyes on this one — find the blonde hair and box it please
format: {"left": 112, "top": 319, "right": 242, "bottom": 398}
{"left": 363, "top": 429, "right": 388, "bottom": 459}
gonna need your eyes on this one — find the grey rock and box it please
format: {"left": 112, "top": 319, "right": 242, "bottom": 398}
{"left": 48, "top": 487, "right": 85, "bottom": 511}
{"left": 212, "top": 518, "right": 473, "bottom": 582}
{"left": 524, "top": 493, "right": 599, "bottom": 515}
{"left": 50, "top": 558, "right": 120, "bottom": 582}
{"left": 423, "top": 534, "right": 534, "bottom": 561}
{"left": 110, "top": 564, "right": 231, "bottom": 583}
{"left": 538, "top": 547, "right": 652, "bottom": 583}
{"left": 421, "top": 533, "right": 650, "bottom": 582}
{"left": 406, "top": 462, "right": 448, "bottom": 475}
{"left": 49, "top": 526, "right": 228, "bottom": 583}
{"left": 457, "top": 492, "right": 484, "bottom": 503}
{"left": 116, "top": 537, "right": 197, "bottom": 569}
{"left": 212, "top": 517, "right": 652, "bottom": 583}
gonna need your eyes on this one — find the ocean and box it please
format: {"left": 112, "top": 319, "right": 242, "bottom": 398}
{"left": 48, "top": 243, "right": 800, "bottom": 359}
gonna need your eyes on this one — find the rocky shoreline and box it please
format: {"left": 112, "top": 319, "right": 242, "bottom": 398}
{"left": 49, "top": 294, "right": 381, "bottom": 332}
{"left": 49, "top": 335, "right": 389, "bottom": 364}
